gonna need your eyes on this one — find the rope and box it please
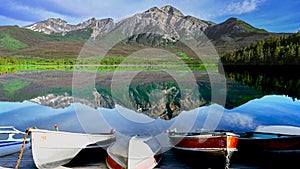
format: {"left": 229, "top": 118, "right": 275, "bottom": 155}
{"left": 14, "top": 128, "right": 29, "bottom": 169}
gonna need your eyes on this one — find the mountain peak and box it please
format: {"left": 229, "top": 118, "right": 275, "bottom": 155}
{"left": 224, "top": 17, "right": 267, "bottom": 33}
{"left": 24, "top": 18, "right": 71, "bottom": 35}
{"left": 160, "top": 5, "right": 184, "bottom": 16}
{"left": 146, "top": 6, "right": 161, "bottom": 13}
{"left": 46, "top": 18, "right": 68, "bottom": 24}
{"left": 226, "top": 17, "right": 239, "bottom": 22}
{"left": 205, "top": 17, "right": 268, "bottom": 41}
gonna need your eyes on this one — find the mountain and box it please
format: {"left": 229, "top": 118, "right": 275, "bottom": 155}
{"left": 24, "top": 5, "right": 214, "bottom": 41}
{"left": 0, "top": 5, "right": 280, "bottom": 59}
{"left": 25, "top": 17, "right": 115, "bottom": 36}
{"left": 25, "top": 18, "right": 78, "bottom": 35}
{"left": 0, "top": 5, "right": 287, "bottom": 118}
{"left": 111, "top": 5, "right": 215, "bottom": 41}
{"left": 205, "top": 17, "right": 276, "bottom": 54}
{"left": 0, "top": 26, "right": 86, "bottom": 59}
{"left": 206, "top": 17, "right": 268, "bottom": 39}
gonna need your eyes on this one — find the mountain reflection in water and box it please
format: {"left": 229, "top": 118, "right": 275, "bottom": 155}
{"left": 0, "top": 95, "right": 299, "bottom": 134}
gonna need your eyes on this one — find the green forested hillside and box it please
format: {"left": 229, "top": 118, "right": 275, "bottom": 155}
{"left": 221, "top": 33, "right": 300, "bottom": 65}
{"left": 0, "top": 26, "right": 86, "bottom": 60}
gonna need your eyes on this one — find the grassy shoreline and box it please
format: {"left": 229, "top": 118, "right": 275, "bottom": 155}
{"left": 0, "top": 63, "right": 218, "bottom": 74}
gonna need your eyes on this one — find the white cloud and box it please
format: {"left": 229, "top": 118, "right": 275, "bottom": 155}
{"left": 48, "top": 0, "right": 155, "bottom": 20}
{"left": 188, "top": 0, "right": 265, "bottom": 21}
{"left": 223, "top": 112, "right": 255, "bottom": 129}
{"left": 226, "top": 0, "right": 264, "bottom": 15}
{"left": 0, "top": 0, "right": 268, "bottom": 27}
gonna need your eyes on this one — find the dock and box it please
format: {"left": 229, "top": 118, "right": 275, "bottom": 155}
{"left": 0, "top": 148, "right": 35, "bottom": 169}
{"left": 0, "top": 148, "right": 108, "bottom": 169}
{"left": 0, "top": 148, "right": 276, "bottom": 169}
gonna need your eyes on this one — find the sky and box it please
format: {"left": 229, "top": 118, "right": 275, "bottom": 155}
{"left": 0, "top": 0, "right": 299, "bottom": 33}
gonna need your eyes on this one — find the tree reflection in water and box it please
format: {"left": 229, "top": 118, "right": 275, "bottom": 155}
{"left": 224, "top": 66, "right": 300, "bottom": 100}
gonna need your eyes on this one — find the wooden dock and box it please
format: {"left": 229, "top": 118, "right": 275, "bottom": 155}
{"left": 0, "top": 148, "right": 35, "bottom": 169}
{"left": 0, "top": 148, "right": 108, "bottom": 169}
{"left": 0, "top": 148, "right": 268, "bottom": 169}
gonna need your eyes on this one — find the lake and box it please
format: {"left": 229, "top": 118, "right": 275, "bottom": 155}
{"left": 1, "top": 95, "right": 300, "bottom": 133}
{"left": 0, "top": 67, "right": 300, "bottom": 168}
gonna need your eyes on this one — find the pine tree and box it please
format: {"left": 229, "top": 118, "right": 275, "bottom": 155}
{"left": 221, "top": 32, "right": 300, "bottom": 65}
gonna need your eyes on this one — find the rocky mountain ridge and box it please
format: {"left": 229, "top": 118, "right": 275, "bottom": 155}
{"left": 25, "top": 17, "right": 115, "bottom": 36}
{"left": 24, "top": 5, "right": 262, "bottom": 40}
{"left": 205, "top": 17, "right": 267, "bottom": 39}
{"left": 23, "top": 5, "right": 272, "bottom": 53}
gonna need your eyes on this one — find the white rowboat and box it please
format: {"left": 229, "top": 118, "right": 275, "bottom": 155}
{"left": 29, "top": 128, "right": 115, "bottom": 169}
{"left": 106, "top": 135, "right": 162, "bottom": 169}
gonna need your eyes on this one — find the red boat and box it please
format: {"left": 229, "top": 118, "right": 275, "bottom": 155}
{"left": 106, "top": 135, "right": 162, "bottom": 169}
{"left": 168, "top": 129, "right": 239, "bottom": 168}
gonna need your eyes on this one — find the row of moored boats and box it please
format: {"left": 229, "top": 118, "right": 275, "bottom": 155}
{"left": 0, "top": 125, "right": 300, "bottom": 169}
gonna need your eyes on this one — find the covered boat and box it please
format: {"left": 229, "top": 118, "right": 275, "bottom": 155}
{"left": 0, "top": 126, "right": 30, "bottom": 157}
{"left": 235, "top": 125, "right": 300, "bottom": 167}
{"left": 168, "top": 129, "right": 239, "bottom": 168}
{"left": 237, "top": 125, "right": 300, "bottom": 153}
{"left": 106, "top": 135, "right": 162, "bottom": 169}
{"left": 29, "top": 128, "right": 116, "bottom": 169}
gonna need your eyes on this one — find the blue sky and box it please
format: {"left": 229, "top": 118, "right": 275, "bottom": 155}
{"left": 0, "top": 0, "right": 299, "bottom": 33}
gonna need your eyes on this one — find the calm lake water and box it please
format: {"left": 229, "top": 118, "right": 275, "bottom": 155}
{"left": 1, "top": 95, "right": 300, "bottom": 133}
{"left": 1, "top": 67, "right": 300, "bottom": 168}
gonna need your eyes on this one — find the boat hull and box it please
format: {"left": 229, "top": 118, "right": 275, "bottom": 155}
{"left": 0, "top": 140, "right": 30, "bottom": 157}
{"left": 106, "top": 152, "right": 162, "bottom": 169}
{"left": 169, "top": 131, "right": 239, "bottom": 168}
{"left": 30, "top": 129, "right": 115, "bottom": 169}
{"left": 238, "top": 133, "right": 300, "bottom": 152}
{"left": 106, "top": 154, "right": 125, "bottom": 169}
{"left": 169, "top": 133, "right": 239, "bottom": 155}
{"left": 0, "top": 126, "right": 30, "bottom": 157}
{"left": 106, "top": 136, "right": 162, "bottom": 169}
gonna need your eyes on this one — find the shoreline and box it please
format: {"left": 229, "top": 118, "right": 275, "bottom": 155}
{"left": 2, "top": 147, "right": 298, "bottom": 169}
